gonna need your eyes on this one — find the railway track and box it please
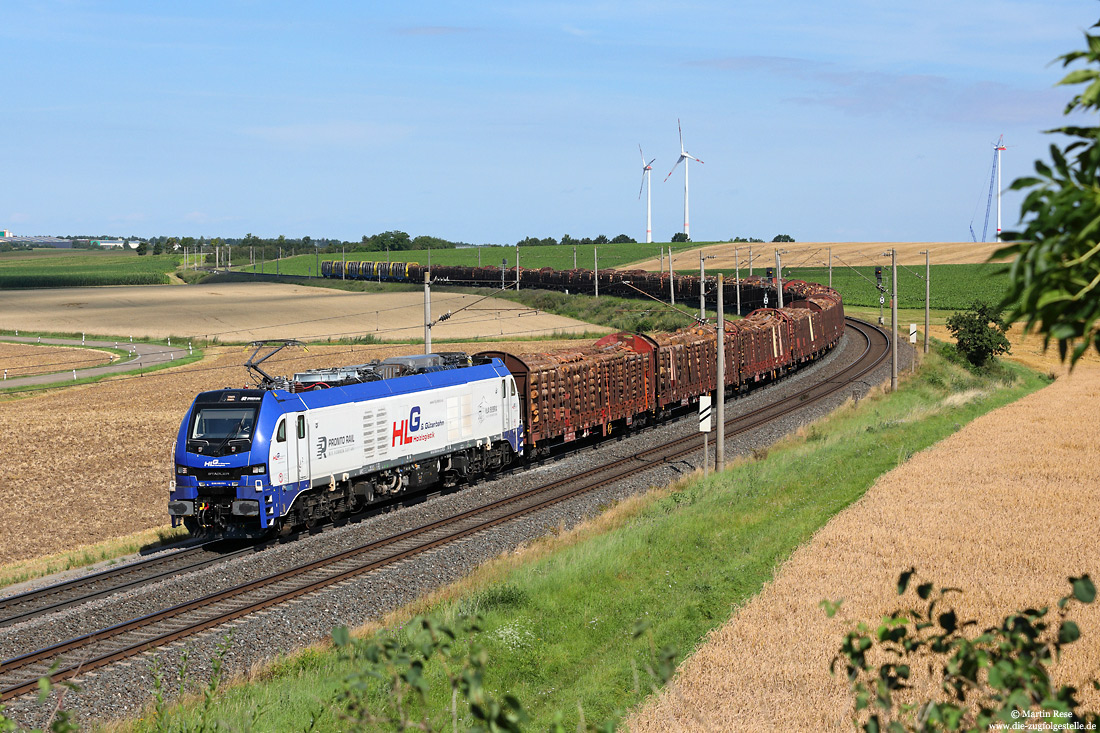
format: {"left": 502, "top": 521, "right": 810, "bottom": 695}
{"left": 0, "top": 542, "right": 252, "bottom": 629}
{"left": 0, "top": 318, "right": 889, "bottom": 703}
{"left": 0, "top": 484, "right": 466, "bottom": 631}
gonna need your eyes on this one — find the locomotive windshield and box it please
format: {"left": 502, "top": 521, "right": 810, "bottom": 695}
{"left": 188, "top": 406, "right": 257, "bottom": 455}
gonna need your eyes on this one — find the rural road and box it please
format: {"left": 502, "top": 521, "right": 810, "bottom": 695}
{"left": 0, "top": 336, "right": 189, "bottom": 389}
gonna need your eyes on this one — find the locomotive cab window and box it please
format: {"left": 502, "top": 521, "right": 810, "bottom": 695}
{"left": 189, "top": 407, "right": 256, "bottom": 442}
{"left": 297, "top": 415, "right": 305, "bottom": 439}
{"left": 187, "top": 406, "right": 257, "bottom": 455}
{"left": 276, "top": 418, "right": 286, "bottom": 443}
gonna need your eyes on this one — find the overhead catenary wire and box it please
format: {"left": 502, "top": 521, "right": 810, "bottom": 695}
{"left": 0, "top": 318, "right": 612, "bottom": 397}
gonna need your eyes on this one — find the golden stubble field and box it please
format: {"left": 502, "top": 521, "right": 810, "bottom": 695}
{"left": 0, "top": 342, "right": 113, "bottom": 377}
{"left": 0, "top": 282, "right": 603, "bottom": 342}
{"left": 632, "top": 241, "right": 1008, "bottom": 271}
{"left": 629, "top": 341, "right": 1100, "bottom": 730}
{"left": 0, "top": 338, "right": 595, "bottom": 565}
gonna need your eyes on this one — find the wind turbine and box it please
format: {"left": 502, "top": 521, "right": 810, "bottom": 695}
{"left": 638, "top": 145, "right": 656, "bottom": 243}
{"left": 994, "top": 135, "right": 1007, "bottom": 242}
{"left": 664, "top": 119, "right": 703, "bottom": 239}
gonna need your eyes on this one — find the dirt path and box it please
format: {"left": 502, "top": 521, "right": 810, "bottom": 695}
{"left": 0, "top": 337, "right": 187, "bottom": 388}
{"left": 628, "top": 343, "right": 1100, "bottom": 730}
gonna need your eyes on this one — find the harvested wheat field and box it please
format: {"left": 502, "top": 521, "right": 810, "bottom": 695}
{"left": 0, "top": 342, "right": 114, "bottom": 377}
{"left": 0, "top": 282, "right": 602, "bottom": 342}
{"left": 0, "top": 338, "right": 593, "bottom": 566}
{"left": 630, "top": 241, "right": 1008, "bottom": 271}
{"left": 629, "top": 350, "right": 1100, "bottom": 730}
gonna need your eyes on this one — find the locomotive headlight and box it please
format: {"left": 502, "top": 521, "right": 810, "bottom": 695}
{"left": 249, "top": 464, "right": 267, "bottom": 475}
{"left": 175, "top": 465, "right": 189, "bottom": 475}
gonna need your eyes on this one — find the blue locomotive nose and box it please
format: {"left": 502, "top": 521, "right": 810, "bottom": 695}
{"left": 170, "top": 389, "right": 273, "bottom": 537}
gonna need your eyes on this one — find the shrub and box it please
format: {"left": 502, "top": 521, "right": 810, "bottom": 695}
{"left": 945, "top": 301, "right": 1011, "bottom": 367}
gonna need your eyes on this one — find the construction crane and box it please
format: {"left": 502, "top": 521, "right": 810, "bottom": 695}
{"left": 970, "top": 135, "right": 1007, "bottom": 243}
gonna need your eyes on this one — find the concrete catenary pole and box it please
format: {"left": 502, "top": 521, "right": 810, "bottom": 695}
{"left": 921, "top": 249, "right": 930, "bottom": 354}
{"left": 828, "top": 247, "right": 832, "bottom": 289}
{"left": 516, "top": 243, "right": 520, "bottom": 291}
{"left": 775, "top": 250, "right": 785, "bottom": 309}
{"left": 734, "top": 247, "right": 741, "bottom": 316}
{"left": 717, "top": 273, "right": 725, "bottom": 470}
{"left": 891, "top": 248, "right": 898, "bottom": 392}
{"left": 424, "top": 272, "right": 432, "bottom": 354}
{"left": 699, "top": 252, "right": 706, "bottom": 321}
{"left": 594, "top": 247, "right": 599, "bottom": 298}
{"left": 668, "top": 247, "right": 675, "bottom": 305}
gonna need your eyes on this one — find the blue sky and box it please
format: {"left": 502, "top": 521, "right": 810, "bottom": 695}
{"left": 2, "top": 1, "right": 1095, "bottom": 244}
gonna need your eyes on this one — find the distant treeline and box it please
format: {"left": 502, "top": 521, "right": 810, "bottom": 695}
{"left": 142, "top": 230, "right": 640, "bottom": 256}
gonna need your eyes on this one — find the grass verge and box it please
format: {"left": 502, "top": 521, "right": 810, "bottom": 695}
{"left": 114, "top": 343, "right": 1049, "bottom": 732}
{"left": 0, "top": 526, "right": 189, "bottom": 592}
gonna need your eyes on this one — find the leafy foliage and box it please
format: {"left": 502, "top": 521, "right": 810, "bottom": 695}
{"left": 671, "top": 232, "right": 689, "bottom": 242}
{"left": 997, "top": 20, "right": 1100, "bottom": 366}
{"left": 945, "top": 301, "right": 1012, "bottom": 367}
{"left": 330, "top": 614, "right": 676, "bottom": 731}
{"left": 772, "top": 234, "right": 796, "bottom": 242}
{"left": 333, "top": 614, "right": 528, "bottom": 732}
{"left": 828, "top": 571, "right": 1099, "bottom": 732}
{"left": 0, "top": 665, "right": 79, "bottom": 733}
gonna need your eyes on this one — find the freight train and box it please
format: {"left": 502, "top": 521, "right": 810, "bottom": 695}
{"left": 169, "top": 267, "right": 843, "bottom": 537}
{"left": 322, "top": 259, "right": 784, "bottom": 313}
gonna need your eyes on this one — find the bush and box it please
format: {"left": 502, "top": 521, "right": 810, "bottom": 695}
{"left": 946, "top": 301, "right": 1011, "bottom": 367}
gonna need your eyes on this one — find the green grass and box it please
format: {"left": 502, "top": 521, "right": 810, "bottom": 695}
{"left": 124, "top": 345, "right": 1049, "bottom": 732}
{"left": 703, "top": 263, "right": 1011, "bottom": 311}
{"left": 0, "top": 251, "right": 181, "bottom": 288}
{"left": 473, "top": 287, "right": 703, "bottom": 333}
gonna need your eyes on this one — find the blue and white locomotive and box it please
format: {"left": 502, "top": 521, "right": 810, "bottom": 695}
{"left": 169, "top": 343, "right": 522, "bottom": 537}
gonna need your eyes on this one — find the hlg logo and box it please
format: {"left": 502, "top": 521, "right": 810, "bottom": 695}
{"left": 392, "top": 406, "right": 422, "bottom": 447}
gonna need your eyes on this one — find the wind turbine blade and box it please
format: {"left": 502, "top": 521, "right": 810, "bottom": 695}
{"left": 664, "top": 155, "right": 685, "bottom": 182}
{"left": 647, "top": 158, "right": 656, "bottom": 168}
{"left": 639, "top": 171, "right": 647, "bottom": 199}
{"left": 678, "top": 118, "right": 684, "bottom": 153}
{"left": 639, "top": 144, "right": 645, "bottom": 165}
{"left": 685, "top": 153, "right": 704, "bottom": 164}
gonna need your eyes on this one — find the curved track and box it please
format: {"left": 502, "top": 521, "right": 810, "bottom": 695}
{"left": 0, "top": 318, "right": 890, "bottom": 703}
